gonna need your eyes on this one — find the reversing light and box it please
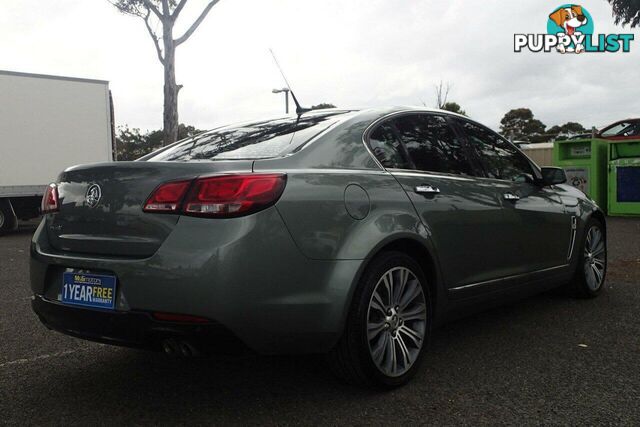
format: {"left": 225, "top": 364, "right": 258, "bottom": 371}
{"left": 183, "top": 174, "right": 287, "bottom": 218}
{"left": 41, "top": 183, "right": 59, "bottom": 214}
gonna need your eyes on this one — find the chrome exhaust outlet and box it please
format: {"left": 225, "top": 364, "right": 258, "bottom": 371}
{"left": 162, "top": 339, "right": 179, "bottom": 356}
{"left": 179, "top": 341, "right": 200, "bottom": 357}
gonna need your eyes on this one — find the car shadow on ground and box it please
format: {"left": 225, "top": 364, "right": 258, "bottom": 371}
{"left": 12, "top": 288, "right": 614, "bottom": 423}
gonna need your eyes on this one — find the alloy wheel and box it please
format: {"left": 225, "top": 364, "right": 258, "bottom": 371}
{"left": 583, "top": 225, "right": 606, "bottom": 291}
{"left": 366, "top": 266, "right": 427, "bottom": 377}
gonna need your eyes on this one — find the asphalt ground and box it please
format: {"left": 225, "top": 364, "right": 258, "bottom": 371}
{"left": 1, "top": 217, "right": 639, "bottom": 425}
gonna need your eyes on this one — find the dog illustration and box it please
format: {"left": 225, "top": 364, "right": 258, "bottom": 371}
{"left": 549, "top": 5, "right": 588, "bottom": 53}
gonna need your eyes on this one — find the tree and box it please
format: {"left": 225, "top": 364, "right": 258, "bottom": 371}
{"left": 440, "top": 102, "right": 466, "bottom": 116}
{"left": 499, "top": 108, "right": 547, "bottom": 142}
{"left": 115, "top": 123, "right": 203, "bottom": 160}
{"left": 606, "top": 0, "right": 640, "bottom": 27}
{"left": 108, "top": 0, "right": 221, "bottom": 145}
{"left": 434, "top": 80, "right": 451, "bottom": 108}
{"left": 311, "top": 103, "right": 336, "bottom": 110}
{"left": 547, "top": 122, "right": 588, "bottom": 140}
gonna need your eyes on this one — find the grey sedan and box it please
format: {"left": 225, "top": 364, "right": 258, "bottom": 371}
{"left": 31, "top": 107, "right": 606, "bottom": 387}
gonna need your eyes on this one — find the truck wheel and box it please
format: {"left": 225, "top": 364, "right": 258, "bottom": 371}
{"left": 0, "top": 199, "right": 18, "bottom": 235}
{"left": 328, "top": 251, "right": 431, "bottom": 388}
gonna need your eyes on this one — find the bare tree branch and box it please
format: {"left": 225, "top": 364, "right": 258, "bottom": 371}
{"left": 172, "top": 0, "right": 188, "bottom": 21}
{"left": 434, "top": 81, "right": 452, "bottom": 109}
{"left": 141, "top": 0, "right": 163, "bottom": 18}
{"left": 175, "top": 0, "right": 220, "bottom": 45}
{"left": 143, "top": 10, "right": 165, "bottom": 64}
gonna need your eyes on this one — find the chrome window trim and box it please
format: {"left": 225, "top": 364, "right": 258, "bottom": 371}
{"left": 388, "top": 168, "right": 475, "bottom": 182}
{"left": 251, "top": 168, "right": 390, "bottom": 176}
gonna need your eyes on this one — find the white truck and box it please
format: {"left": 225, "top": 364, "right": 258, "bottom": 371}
{"left": 0, "top": 70, "right": 114, "bottom": 234}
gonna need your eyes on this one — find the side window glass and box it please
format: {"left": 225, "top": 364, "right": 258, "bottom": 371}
{"left": 457, "top": 119, "right": 533, "bottom": 181}
{"left": 392, "top": 114, "right": 474, "bottom": 175}
{"left": 368, "top": 123, "right": 411, "bottom": 169}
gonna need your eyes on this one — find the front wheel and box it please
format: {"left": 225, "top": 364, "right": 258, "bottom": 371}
{"left": 567, "top": 218, "right": 607, "bottom": 298}
{"left": 328, "top": 251, "right": 431, "bottom": 387}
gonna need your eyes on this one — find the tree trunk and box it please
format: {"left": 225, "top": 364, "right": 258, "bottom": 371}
{"left": 162, "top": 27, "right": 179, "bottom": 146}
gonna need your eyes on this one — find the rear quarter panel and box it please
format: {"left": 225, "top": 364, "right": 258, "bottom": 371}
{"left": 265, "top": 169, "right": 425, "bottom": 260}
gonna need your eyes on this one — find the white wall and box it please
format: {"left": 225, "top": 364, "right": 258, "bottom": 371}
{"left": 0, "top": 71, "right": 112, "bottom": 188}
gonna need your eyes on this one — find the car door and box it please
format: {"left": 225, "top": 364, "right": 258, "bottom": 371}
{"left": 453, "top": 118, "right": 572, "bottom": 273}
{"left": 367, "top": 112, "right": 517, "bottom": 291}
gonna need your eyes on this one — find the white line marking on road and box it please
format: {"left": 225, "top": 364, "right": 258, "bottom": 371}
{"left": 0, "top": 349, "right": 79, "bottom": 368}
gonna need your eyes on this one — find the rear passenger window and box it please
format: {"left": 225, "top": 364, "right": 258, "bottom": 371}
{"left": 392, "top": 114, "right": 474, "bottom": 175}
{"left": 368, "top": 123, "right": 411, "bottom": 169}
{"left": 457, "top": 119, "right": 534, "bottom": 181}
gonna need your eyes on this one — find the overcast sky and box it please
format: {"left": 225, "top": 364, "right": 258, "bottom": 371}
{"left": 2, "top": 0, "right": 639, "bottom": 132}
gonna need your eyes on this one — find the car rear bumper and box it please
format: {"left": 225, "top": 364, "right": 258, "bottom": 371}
{"left": 31, "top": 294, "right": 243, "bottom": 353}
{"left": 30, "top": 209, "right": 364, "bottom": 354}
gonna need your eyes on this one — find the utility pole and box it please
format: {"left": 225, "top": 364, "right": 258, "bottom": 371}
{"left": 272, "top": 88, "right": 290, "bottom": 114}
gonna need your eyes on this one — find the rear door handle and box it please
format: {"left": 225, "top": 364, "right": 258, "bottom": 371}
{"left": 415, "top": 185, "right": 440, "bottom": 195}
{"left": 503, "top": 192, "right": 520, "bottom": 201}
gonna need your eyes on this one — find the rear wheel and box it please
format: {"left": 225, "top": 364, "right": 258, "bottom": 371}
{"left": 0, "top": 199, "right": 18, "bottom": 236}
{"left": 567, "top": 218, "right": 606, "bottom": 298}
{"left": 328, "top": 251, "right": 431, "bottom": 387}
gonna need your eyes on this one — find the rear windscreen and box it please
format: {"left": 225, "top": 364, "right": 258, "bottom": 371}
{"left": 145, "top": 111, "right": 351, "bottom": 162}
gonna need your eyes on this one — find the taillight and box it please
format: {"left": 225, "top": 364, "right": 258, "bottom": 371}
{"left": 143, "top": 174, "right": 286, "bottom": 218}
{"left": 41, "top": 183, "right": 59, "bottom": 214}
{"left": 143, "top": 180, "right": 191, "bottom": 213}
{"left": 184, "top": 174, "right": 287, "bottom": 217}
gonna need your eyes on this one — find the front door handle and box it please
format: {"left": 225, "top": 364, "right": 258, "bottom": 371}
{"left": 503, "top": 192, "right": 520, "bottom": 201}
{"left": 415, "top": 185, "right": 441, "bottom": 195}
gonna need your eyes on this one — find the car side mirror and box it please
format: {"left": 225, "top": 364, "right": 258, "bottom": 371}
{"left": 540, "top": 167, "right": 567, "bottom": 186}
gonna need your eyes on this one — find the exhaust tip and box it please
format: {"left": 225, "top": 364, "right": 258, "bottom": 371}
{"left": 180, "top": 341, "right": 200, "bottom": 357}
{"left": 162, "top": 339, "right": 178, "bottom": 356}
{"left": 162, "top": 339, "right": 201, "bottom": 358}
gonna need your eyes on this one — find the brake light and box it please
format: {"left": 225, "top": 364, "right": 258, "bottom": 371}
{"left": 143, "top": 174, "right": 286, "bottom": 218}
{"left": 143, "top": 180, "right": 191, "bottom": 213}
{"left": 41, "top": 183, "right": 59, "bottom": 214}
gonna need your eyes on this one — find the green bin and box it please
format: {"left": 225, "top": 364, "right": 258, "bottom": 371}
{"left": 553, "top": 138, "right": 609, "bottom": 211}
{"left": 607, "top": 140, "right": 640, "bottom": 216}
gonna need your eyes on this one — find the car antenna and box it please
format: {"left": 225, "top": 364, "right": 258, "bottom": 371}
{"left": 269, "top": 49, "right": 312, "bottom": 116}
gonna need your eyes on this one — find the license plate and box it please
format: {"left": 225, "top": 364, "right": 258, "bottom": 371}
{"left": 61, "top": 272, "right": 117, "bottom": 310}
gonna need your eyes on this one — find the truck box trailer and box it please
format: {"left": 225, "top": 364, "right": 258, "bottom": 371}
{"left": 0, "top": 70, "right": 114, "bottom": 234}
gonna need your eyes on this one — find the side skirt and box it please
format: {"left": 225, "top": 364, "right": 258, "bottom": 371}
{"left": 446, "top": 264, "right": 572, "bottom": 300}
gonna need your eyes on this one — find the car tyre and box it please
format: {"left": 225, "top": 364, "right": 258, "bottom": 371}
{"left": 328, "top": 251, "right": 431, "bottom": 388}
{"left": 0, "top": 199, "right": 18, "bottom": 236}
{"left": 566, "top": 218, "right": 607, "bottom": 298}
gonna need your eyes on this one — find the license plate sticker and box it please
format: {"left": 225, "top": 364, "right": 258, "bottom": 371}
{"left": 61, "top": 272, "right": 116, "bottom": 310}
